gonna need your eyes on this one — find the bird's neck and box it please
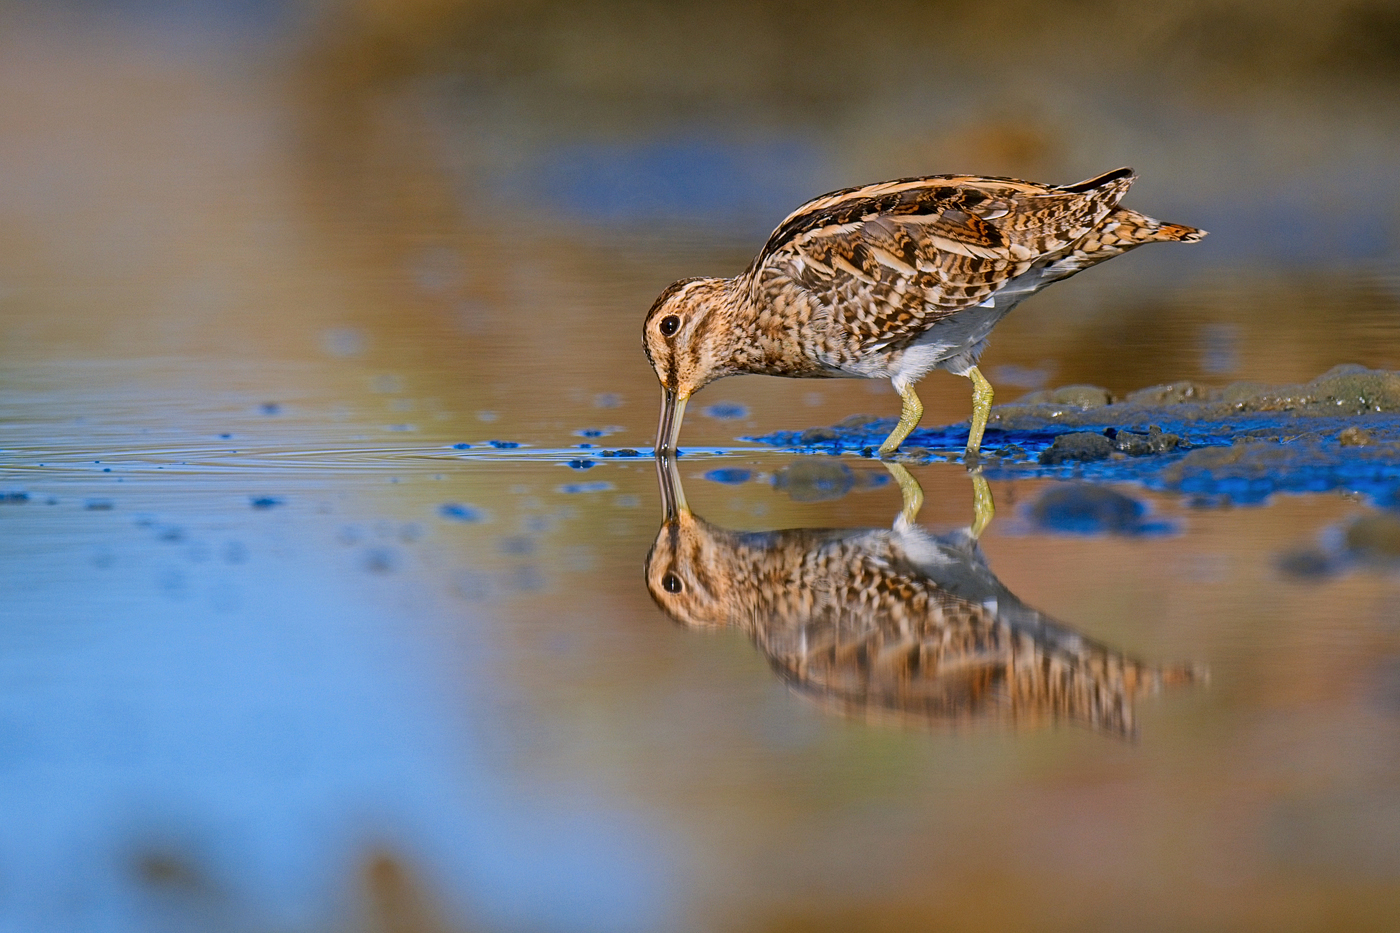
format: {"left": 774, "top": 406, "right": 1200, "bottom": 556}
{"left": 693, "top": 276, "right": 762, "bottom": 378}
{"left": 717, "top": 274, "right": 814, "bottom": 376}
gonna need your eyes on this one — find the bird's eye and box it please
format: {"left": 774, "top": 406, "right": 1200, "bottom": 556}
{"left": 661, "top": 573, "right": 683, "bottom": 594}
{"left": 658, "top": 315, "right": 680, "bottom": 337}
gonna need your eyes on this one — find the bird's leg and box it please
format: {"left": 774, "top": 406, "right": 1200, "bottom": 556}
{"left": 878, "top": 381, "right": 923, "bottom": 457}
{"left": 970, "top": 467, "right": 995, "bottom": 538}
{"left": 882, "top": 461, "right": 924, "bottom": 526}
{"left": 964, "top": 365, "right": 994, "bottom": 459}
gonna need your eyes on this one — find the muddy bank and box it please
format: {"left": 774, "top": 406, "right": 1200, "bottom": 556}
{"left": 751, "top": 366, "right": 1400, "bottom": 505}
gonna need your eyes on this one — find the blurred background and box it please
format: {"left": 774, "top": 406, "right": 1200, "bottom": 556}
{"left": 1, "top": 1, "right": 1399, "bottom": 931}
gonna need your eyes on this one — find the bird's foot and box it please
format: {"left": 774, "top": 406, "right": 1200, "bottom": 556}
{"left": 882, "top": 461, "right": 924, "bottom": 526}
{"left": 969, "top": 468, "right": 995, "bottom": 538}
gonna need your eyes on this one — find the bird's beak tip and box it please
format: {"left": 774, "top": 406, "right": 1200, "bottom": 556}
{"left": 655, "top": 386, "right": 691, "bottom": 456}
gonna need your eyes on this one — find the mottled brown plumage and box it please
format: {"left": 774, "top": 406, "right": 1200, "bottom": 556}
{"left": 644, "top": 168, "right": 1205, "bottom": 457}
{"left": 645, "top": 460, "right": 1199, "bottom": 736}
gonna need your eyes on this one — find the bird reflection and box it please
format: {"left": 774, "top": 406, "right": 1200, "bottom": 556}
{"left": 646, "top": 457, "right": 1199, "bottom": 737}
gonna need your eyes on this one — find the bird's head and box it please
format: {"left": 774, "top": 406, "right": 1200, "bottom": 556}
{"left": 642, "top": 276, "right": 738, "bottom": 454}
{"left": 644, "top": 455, "right": 744, "bottom": 631}
{"left": 644, "top": 509, "right": 739, "bottom": 632}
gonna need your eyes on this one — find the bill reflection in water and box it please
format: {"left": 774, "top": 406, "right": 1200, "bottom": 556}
{"left": 646, "top": 457, "right": 1200, "bottom": 737}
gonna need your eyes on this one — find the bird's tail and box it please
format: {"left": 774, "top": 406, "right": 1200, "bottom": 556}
{"left": 1058, "top": 166, "right": 1137, "bottom": 194}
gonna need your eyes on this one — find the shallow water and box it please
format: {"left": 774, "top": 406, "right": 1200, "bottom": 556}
{"left": 3, "top": 8, "right": 1400, "bottom": 933}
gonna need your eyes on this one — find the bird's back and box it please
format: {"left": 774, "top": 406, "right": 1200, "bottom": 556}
{"left": 741, "top": 169, "right": 1203, "bottom": 369}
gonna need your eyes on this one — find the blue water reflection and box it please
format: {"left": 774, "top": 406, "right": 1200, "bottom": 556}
{"left": 0, "top": 492, "right": 679, "bottom": 932}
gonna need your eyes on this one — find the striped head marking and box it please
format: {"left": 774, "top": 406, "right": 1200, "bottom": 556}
{"left": 642, "top": 277, "right": 742, "bottom": 397}
{"left": 643, "top": 276, "right": 738, "bottom": 453}
{"left": 644, "top": 508, "right": 744, "bottom": 631}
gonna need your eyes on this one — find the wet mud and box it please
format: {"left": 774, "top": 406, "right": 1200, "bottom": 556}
{"left": 753, "top": 365, "right": 1400, "bottom": 505}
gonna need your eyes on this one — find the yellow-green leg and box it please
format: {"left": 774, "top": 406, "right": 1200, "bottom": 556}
{"left": 882, "top": 461, "right": 924, "bottom": 525}
{"left": 970, "top": 468, "right": 995, "bottom": 538}
{"left": 878, "top": 381, "right": 923, "bottom": 456}
{"left": 965, "top": 365, "right": 994, "bottom": 458}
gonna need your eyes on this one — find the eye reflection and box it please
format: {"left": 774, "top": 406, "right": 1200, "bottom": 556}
{"left": 645, "top": 458, "right": 1201, "bottom": 738}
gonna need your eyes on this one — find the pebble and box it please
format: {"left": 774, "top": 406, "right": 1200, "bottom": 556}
{"left": 1338, "top": 426, "right": 1373, "bottom": 446}
{"left": 1038, "top": 432, "right": 1113, "bottom": 464}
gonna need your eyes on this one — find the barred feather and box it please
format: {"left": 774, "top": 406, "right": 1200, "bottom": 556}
{"left": 647, "top": 505, "right": 1200, "bottom": 736}
{"left": 742, "top": 168, "right": 1201, "bottom": 363}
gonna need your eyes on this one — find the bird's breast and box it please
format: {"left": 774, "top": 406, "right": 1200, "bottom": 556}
{"left": 733, "top": 287, "right": 842, "bottom": 377}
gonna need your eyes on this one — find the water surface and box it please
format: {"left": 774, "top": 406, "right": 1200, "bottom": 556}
{"left": 3, "top": 8, "right": 1400, "bottom": 932}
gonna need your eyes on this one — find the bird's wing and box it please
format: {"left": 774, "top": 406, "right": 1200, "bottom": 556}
{"left": 746, "top": 169, "right": 1136, "bottom": 351}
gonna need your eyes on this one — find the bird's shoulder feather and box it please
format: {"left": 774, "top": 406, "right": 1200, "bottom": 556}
{"left": 745, "top": 170, "right": 1136, "bottom": 350}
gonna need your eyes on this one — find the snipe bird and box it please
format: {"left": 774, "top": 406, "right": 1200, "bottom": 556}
{"left": 646, "top": 458, "right": 1199, "bottom": 736}
{"left": 644, "top": 168, "right": 1204, "bottom": 457}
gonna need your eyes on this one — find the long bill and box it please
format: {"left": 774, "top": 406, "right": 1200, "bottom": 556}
{"left": 654, "top": 450, "right": 688, "bottom": 523}
{"left": 654, "top": 385, "right": 689, "bottom": 456}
